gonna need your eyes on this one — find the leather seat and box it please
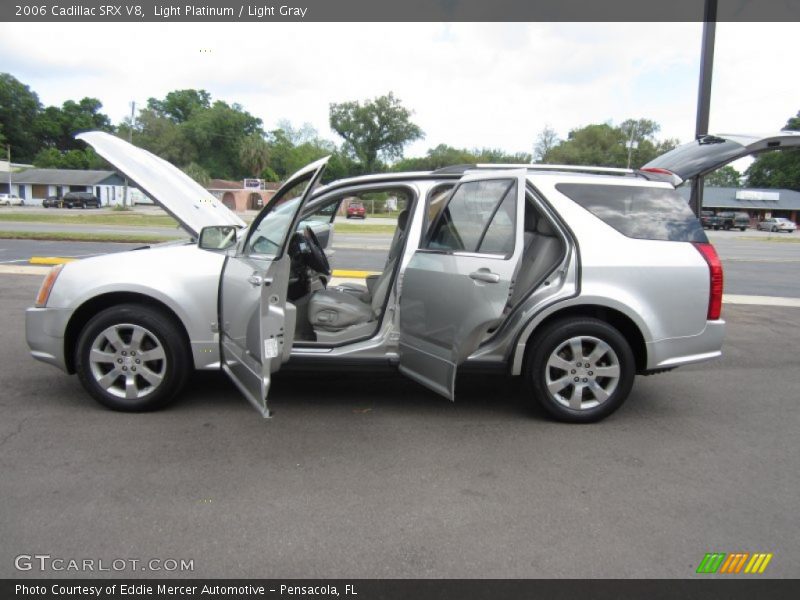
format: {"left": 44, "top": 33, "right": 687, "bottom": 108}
{"left": 507, "top": 208, "right": 564, "bottom": 308}
{"left": 308, "top": 209, "right": 409, "bottom": 332}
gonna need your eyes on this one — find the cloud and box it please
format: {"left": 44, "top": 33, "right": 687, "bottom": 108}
{"left": 0, "top": 21, "right": 795, "bottom": 158}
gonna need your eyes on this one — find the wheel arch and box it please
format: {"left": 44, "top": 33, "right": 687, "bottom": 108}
{"left": 63, "top": 292, "right": 192, "bottom": 374}
{"left": 515, "top": 304, "right": 648, "bottom": 376}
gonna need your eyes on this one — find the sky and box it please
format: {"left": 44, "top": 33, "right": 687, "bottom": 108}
{"left": 0, "top": 21, "right": 797, "bottom": 161}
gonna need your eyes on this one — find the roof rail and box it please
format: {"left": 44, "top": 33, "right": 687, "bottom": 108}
{"left": 430, "top": 163, "right": 639, "bottom": 177}
{"left": 477, "top": 163, "right": 636, "bottom": 175}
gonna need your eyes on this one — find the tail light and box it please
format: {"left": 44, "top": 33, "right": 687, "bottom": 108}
{"left": 692, "top": 242, "right": 723, "bottom": 320}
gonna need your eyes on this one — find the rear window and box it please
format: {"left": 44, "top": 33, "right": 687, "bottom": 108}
{"left": 556, "top": 183, "right": 708, "bottom": 243}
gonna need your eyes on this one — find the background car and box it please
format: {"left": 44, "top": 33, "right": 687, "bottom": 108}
{"left": 757, "top": 217, "right": 796, "bottom": 233}
{"left": 700, "top": 210, "right": 718, "bottom": 229}
{"left": 0, "top": 193, "right": 24, "bottom": 206}
{"left": 62, "top": 191, "right": 100, "bottom": 209}
{"left": 42, "top": 195, "right": 63, "bottom": 208}
{"left": 346, "top": 200, "right": 366, "bottom": 218}
{"left": 715, "top": 211, "right": 750, "bottom": 231}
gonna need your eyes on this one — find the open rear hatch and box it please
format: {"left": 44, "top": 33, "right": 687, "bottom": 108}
{"left": 642, "top": 132, "right": 800, "bottom": 184}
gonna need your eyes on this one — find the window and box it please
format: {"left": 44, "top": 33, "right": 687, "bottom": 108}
{"left": 556, "top": 183, "right": 708, "bottom": 243}
{"left": 426, "top": 179, "right": 516, "bottom": 255}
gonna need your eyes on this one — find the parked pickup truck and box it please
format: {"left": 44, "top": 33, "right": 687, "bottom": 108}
{"left": 715, "top": 211, "right": 750, "bottom": 231}
{"left": 700, "top": 210, "right": 718, "bottom": 229}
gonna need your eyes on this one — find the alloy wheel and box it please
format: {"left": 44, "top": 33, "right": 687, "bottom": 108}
{"left": 544, "top": 335, "right": 621, "bottom": 410}
{"left": 88, "top": 323, "right": 167, "bottom": 400}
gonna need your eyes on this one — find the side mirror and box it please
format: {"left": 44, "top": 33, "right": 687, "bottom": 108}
{"left": 199, "top": 225, "right": 238, "bottom": 251}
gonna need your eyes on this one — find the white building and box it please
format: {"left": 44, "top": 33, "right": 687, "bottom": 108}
{"left": 0, "top": 168, "right": 129, "bottom": 206}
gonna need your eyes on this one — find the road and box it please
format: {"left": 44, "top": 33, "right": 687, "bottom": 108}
{"left": 1, "top": 274, "right": 798, "bottom": 578}
{"left": 1, "top": 229, "right": 797, "bottom": 296}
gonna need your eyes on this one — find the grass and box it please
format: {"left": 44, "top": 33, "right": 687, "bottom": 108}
{"left": 0, "top": 211, "right": 178, "bottom": 227}
{"left": 333, "top": 223, "right": 397, "bottom": 234}
{"left": 738, "top": 235, "right": 800, "bottom": 243}
{"left": 0, "top": 231, "right": 183, "bottom": 244}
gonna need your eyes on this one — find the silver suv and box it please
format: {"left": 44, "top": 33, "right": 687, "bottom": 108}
{"left": 25, "top": 131, "right": 800, "bottom": 422}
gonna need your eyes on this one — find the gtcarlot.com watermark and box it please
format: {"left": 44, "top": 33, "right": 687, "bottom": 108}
{"left": 14, "top": 554, "right": 194, "bottom": 573}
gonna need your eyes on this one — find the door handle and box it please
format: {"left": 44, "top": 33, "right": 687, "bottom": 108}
{"left": 248, "top": 274, "right": 273, "bottom": 287}
{"left": 469, "top": 269, "right": 500, "bottom": 284}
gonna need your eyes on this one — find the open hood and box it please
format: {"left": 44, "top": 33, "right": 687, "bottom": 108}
{"left": 77, "top": 131, "right": 246, "bottom": 238}
{"left": 642, "top": 131, "right": 800, "bottom": 184}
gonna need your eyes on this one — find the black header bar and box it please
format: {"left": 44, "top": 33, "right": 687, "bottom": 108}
{"left": 3, "top": 0, "right": 800, "bottom": 22}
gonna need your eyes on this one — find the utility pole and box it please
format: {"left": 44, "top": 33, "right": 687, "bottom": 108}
{"left": 122, "top": 101, "right": 135, "bottom": 208}
{"left": 691, "top": 0, "right": 718, "bottom": 217}
{"left": 626, "top": 122, "right": 638, "bottom": 169}
{"left": 6, "top": 145, "right": 11, "bottom": 197}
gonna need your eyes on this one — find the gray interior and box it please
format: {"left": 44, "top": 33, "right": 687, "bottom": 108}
{"left": 507, "top": 203, "right": 566, "bottom": 309}
{"left": 306, "top": 209, "right": 410, "bottom": 345}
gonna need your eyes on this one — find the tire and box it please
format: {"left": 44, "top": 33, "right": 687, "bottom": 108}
{"left": 75, "top": 304, "right": 190, "bottom": 412}
{"left": 524, "top": 318, "right": 635, "bottom": 423}
{"left": 771, "top": 226, "right": 778, "bottom": 233}
{"left": 740, "top": 227, "right": 746, "bottom": 232}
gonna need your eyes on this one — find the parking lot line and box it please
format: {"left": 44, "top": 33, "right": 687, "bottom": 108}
{"left": 722, "top": 294, "right": 800, "bottom": 308}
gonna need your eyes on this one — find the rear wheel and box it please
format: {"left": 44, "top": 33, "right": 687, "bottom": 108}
{"left": 75, "top": 304, "right": 190, "bottom": 412}
{"left": 525, "top": 318, "right": 635, "bottom": 423}
{"left": 771, "top": 226, "right": 778, "bottom": 232}
{"left": 739, "top": 227, "right": 746, "bottom": 231}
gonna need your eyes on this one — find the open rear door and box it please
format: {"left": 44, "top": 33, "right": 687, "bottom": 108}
{"left": 643, "top": 131, "right": 800, "bottom": 184}
{"left": 219, "top": 157, "right": 328, "bottom": 417}
{"left": 397, "top": 170, "right": 527, "bottom": 400}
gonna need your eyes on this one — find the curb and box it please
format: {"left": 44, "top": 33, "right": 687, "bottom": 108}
{"left": 29, "top": 256, "right": 77, "bottom": 265}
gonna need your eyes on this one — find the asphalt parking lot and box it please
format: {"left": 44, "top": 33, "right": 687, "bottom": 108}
{"left": 1, "top": 274, "right": 799, "bottom": 579}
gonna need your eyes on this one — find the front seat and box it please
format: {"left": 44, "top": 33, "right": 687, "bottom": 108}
{"left": 307, "top": 209, "right": 409, "bottom": 333}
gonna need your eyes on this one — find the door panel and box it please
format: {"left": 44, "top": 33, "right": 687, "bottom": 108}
{"left": 220, "top": 253, "right": 296, "bottom": 417}
{"left": 219, "top": 157, "right": 328, "bottom": 417}
{"left": 398, "top": 170, "right": 527, "bottom": 400}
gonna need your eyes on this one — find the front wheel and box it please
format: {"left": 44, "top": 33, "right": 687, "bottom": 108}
{"left": 524, "top": 318, "right": 635, "bottom": 423}
{"left": 740, "top": 227, "right": 746, "bottom": 231}
{"left": 75, "top": 304, "right": 190, "bottom": 412}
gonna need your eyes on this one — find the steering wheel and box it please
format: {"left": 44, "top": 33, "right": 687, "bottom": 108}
{"left": 302, "top": 225, "right": 331, "bottom": 276}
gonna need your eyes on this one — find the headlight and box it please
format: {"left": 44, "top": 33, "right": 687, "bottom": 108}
{"left": 35, "top": 264, "right": 64, "bottom": 308}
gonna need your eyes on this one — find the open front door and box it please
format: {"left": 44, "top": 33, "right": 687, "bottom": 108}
{"left": 219, "top": 157, "right": 328, "bottom": 416}
{"left": 397, "top": 170, "right": 527, "bottom": 400}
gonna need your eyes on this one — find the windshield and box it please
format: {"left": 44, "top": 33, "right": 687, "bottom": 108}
{"left": 246, "top": 197, "right": 301, "bottom": 256}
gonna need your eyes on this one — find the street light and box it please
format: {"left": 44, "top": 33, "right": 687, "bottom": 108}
{"left": 690, "top": 0, "right": 718, "bottom": 217}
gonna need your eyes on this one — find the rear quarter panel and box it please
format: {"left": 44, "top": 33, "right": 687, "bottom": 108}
{"left": 531, "top": 176, "right": 711, "bottom": 343}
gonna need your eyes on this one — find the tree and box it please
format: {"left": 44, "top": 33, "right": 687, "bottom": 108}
{"left": 238, "top": 133, "right": 271, "bottom": 177}
{"left": 182, "top": 162, "right": 210, "bottom": 187}
{"left": 541, "top": 119, "right": 678, "bottom": 168}
{"left": 147, "top": 89, "right": 211, "bottom": 123}
{"left": 393, "top": 144, "right": 531, "bottom": 172}
{"left": 745, "top": 110, "right": 800, "bottom": 190}
{"left": 0, "top": 73, "right": 42, "bottom": 162}
{"left": 264, "top": 123, "right": 357, "bottom": 182}
{"left": 533, "top": 125, "right": 559, "bottom": 162}
{"left": 705, "top": 165, "right": 741, "bottom": 187}
{"left": 132, "top": 91, "right": 265, "bottom": 180}
{"left": 32, "top": 97, "right": 113, "bottom": 167}
{"left": 329, "top": 92, "right": 424, "bottom": 172}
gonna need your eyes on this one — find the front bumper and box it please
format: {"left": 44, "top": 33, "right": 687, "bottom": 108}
{"left": 645, "top": 319, "right": 726, "bottom": 369}
{"left": 26, "top": 306, "right": 72, "bottom": 372}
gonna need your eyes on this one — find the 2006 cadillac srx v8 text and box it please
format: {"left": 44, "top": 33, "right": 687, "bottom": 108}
{"left": 25, "top": 131, "right": 800, "bottom": 421}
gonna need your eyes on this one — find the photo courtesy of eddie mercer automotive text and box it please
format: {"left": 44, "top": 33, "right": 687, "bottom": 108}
{"left": 26, "top": 132, "right": 797, "bottom": 423}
